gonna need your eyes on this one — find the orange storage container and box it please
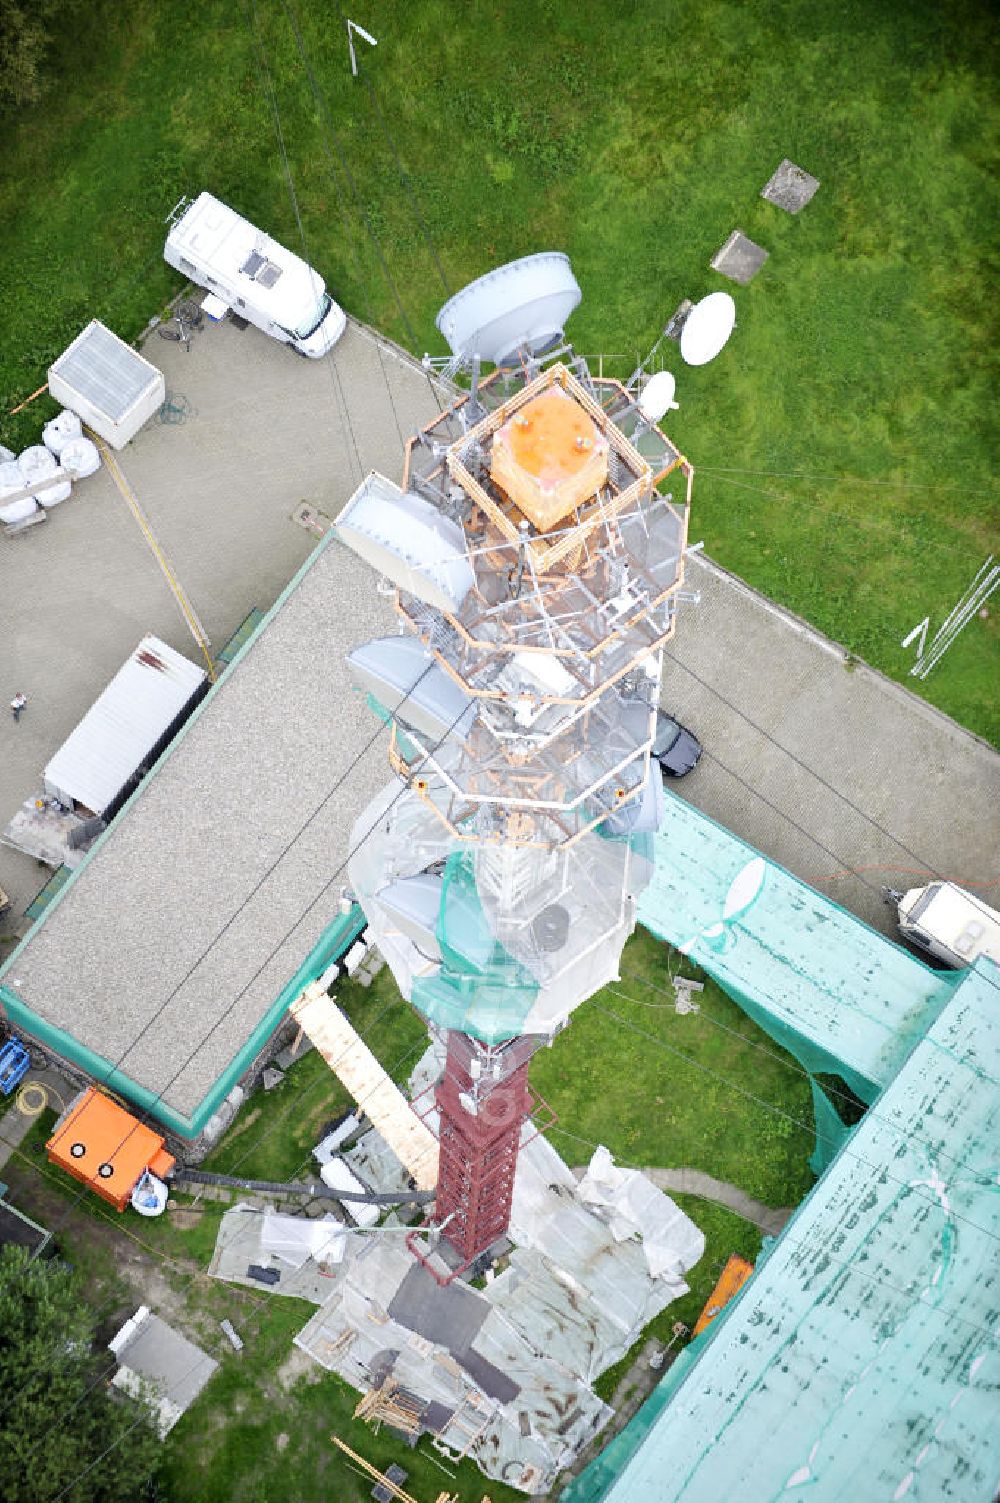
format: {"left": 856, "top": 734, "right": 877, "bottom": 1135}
{"left": 46, "top": 1088, "right": 175, "bottom": 1212}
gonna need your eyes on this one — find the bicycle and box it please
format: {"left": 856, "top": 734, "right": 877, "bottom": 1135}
{"left": 157, "top": 299, "right": 204, "bottom": 352}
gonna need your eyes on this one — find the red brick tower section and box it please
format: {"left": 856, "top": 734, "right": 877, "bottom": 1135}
{"left": 434, "top": 1032, "right": 536, "bottom": 1265}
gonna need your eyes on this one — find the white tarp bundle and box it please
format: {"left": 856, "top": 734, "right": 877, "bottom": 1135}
{"left": 260, "top": 1211, "right": 346, "bottom": 1268}
{"left": 577, "top": 1145, "right": 705, "bottom": 1280}
{"left": 319, "top": 1157, "right": 380, "bottom": 1227}
{"left": 42, "top": 408, "right": 82, "bottom": 456}
{"left": 0, "top": 459, "right": 38, "bottom": 523}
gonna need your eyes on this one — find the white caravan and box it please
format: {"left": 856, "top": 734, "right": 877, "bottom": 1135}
{"left": 164, "top": 192, "right": 346, "bottom": 358}
{"left": 889, "top": 880, "right": 1000, "bottom": 969}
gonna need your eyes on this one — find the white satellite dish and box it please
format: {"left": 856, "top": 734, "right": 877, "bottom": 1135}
{"left": 435, "top": 252, "right": 582, "bottom": 366}
{"left": 680, "top": 292, "right": 737, "bottom": 367}
{"left": 637, "top": 370, "right": 679, "bottom": 422}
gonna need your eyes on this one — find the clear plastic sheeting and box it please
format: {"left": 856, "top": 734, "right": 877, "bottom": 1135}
{"left": 208, "top": 1204, "right": 352, "bottom": 1305}
{"left": 576, "top": 1147, "right": 705, "bottom": 1282}
{"left": 261, "top": 1209, "right": 347, "bottom": 1267}
{"left": 495, "top": 1139, "right": 703, "bottom": 1384}
{"left": 287, "top": 1128, "right": 700, "bottom": 1495}
{"left": 348, "top": 635, "right": 477, "bottom": 743}
{"left": 348, "top": 780, "right": 462, "bottom": 1005}
{"left": 350, "top": 780, "right": 655, "bottom": 1043}
{"left": 293, "top": 1236, "right": 610, "bottom": 1494}
{"left": 373, "top": 874, "right": 444, "bottom": 961}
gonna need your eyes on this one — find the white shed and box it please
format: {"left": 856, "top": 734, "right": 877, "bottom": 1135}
{"left": 44, "top": 636, "right": 206, "bottom": 818}
{"left": 47, "top": 321, "right": 165, "bottom": 449}
{"left": 109, "top": 1306, "right": 217, "bottom": 1438}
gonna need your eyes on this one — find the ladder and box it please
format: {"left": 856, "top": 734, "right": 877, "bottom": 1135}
{"left": 289, "top": 981, "right": 439, "bottom": 1191}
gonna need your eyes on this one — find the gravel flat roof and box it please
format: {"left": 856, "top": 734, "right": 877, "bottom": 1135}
{"left": 2, "top": 535, "right": 396, "bottom": 1119}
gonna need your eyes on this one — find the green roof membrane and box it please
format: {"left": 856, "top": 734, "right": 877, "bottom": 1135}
{"left": 565, "top": 960, "right": 1000, "bottom": 1503}
{"left": 638, "top": 791, "right": 956, "bottom": 1099}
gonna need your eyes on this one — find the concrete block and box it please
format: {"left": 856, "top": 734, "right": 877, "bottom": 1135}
{"left": 711, "top": 231, "right": 769, "bottom": 286}
{"left": 761, "top": 158, "right": 820, "bottom": 213}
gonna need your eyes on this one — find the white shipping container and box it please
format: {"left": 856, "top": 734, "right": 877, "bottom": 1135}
{"left": 44, "top": 636, "right": 206, "bottom": 817}
{"left": 47, "top": 321, "right": 165, "bottom": 450}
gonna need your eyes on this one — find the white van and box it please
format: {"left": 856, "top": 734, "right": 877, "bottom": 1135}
{"left": 164, "top": 192, "right": 346, "bottom": 358}
{"left": 889, "top": 881, "right": 1000, "bottom": 969}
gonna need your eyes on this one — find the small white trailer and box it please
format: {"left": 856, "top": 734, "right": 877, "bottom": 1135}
{"left": 888, "top": 881, "right": 1000, "bottom": 969}
{"left": 43, "top": 636, "right": 207, "bottom": 820}
{"left": 164, "top": 192, "right": 346, "bottom": 358}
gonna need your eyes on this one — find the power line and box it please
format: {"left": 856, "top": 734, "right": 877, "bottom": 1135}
{"left": 276, "top": 0, "right": 421, "bottom": 352}
{"left": 696, "top": 469, "right": 995, "bottom": 565}
{"left": 9, "top": 1016, "right": 429, "bottom": 1474}
{"left": 616, "top": 963, "right": 993, "bottom": 1183}
{"left": 683, "top": 744, "right": 892, "bottom": 904}
{"left": 41, "top": 968, "right": 1000, "bottom": 1503}
{"left": 274, "top": 0, "right": 448, "bottom": 421}
{"left": 5, "top": 661, "right": 477, "bottom": 1292}
{"left": 6, "top": 594, "right": 947, "bottom": 1288}
{"left": 351, "top": 55, "right": 452, "bottom": 299}
{"left": 245, "top": 0, "right": 418, "bottom": 456}
{"left": 590, "top": 990, "right": 1000, "bottom": 1248}
{"left": 543, "top": 1120, "right": 999, "bottom": 1345}
{"left": 245, "top": 0, "right": 364, "bottom": 486}
{"left": 697, "top": 463, "right": 1000, "bottom": 496}
{"left": 0, "top": 988, "right": 415, "bottom": 1432}
{"left": 660, "top": 645, "right": 946, "bottom": 893}
{"left": 26, "top": 950, "right": 1000, "bottom": 1500}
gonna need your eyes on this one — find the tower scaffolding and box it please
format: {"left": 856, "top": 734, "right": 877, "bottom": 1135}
{"left": 333, "top": 254, "right": 691, "bottom": 1269}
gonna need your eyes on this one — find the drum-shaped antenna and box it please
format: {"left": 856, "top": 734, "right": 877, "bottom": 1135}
{"left": 435, "top": 252, "right": 582, "bottom": 366}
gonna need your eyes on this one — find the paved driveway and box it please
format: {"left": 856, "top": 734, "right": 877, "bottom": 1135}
{"left": 2, "top": 320, "right": 997, "bottom": 947}
{"left": 662, "top": 554, "right": 1000, "bottom": 940}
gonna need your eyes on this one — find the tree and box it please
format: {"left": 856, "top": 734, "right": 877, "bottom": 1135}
{"left": 0, "top": 1245, "right": 161, "bottom": 1503}
{"left": 0, "top": 1, "right": 76, "bottom": 111}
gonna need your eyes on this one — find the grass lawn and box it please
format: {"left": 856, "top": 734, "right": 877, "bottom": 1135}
{"left": 592, "top": 1195, "right": 764, "bottom": 1404}
{"left": 1, "top": 0, "right": 997, "bottom": 738}
{"left": 1, "top": 929, "right": 813, "bottom": 1498}
{"left": 531, "top": 926, "right": 816, "bottom": 1207}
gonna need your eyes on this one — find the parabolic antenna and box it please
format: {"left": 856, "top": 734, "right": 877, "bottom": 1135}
{"left": 435, "top": 252, "right": 582, "bottom": 366}
{"left": 680, "top": 292, "right": 736, "bottom": 367}
{"left": 637, "top": 370, "right": 679, "bottom": 422}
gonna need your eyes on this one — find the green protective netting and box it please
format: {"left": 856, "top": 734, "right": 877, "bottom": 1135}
{"left": 562, "top": 961, "right": 1000, "bottom": 1503}
{"left": 807, "top": 1077, "right": 855, "bottom": 1176}
{"left": 638, "top": 791, "right": 957, "bottom": 1105}
{"left": 365, "top": 692, "right": 419, "bottom": 761}
{"left": 410, "top": 850, "right": 538, "bottom": 1043}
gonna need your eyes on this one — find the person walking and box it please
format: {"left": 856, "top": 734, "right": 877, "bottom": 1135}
{"left": 10, "top": 692, "right": 27, "bottom": 723}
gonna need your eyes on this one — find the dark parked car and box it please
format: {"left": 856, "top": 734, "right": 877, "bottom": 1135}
{"left": 653, "top": 710, "right": 702, "bottom": 777}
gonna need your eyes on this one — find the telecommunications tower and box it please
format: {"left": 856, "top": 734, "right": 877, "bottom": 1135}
{"left": 335, "top": 254, "right": 691, "bottom": 1272}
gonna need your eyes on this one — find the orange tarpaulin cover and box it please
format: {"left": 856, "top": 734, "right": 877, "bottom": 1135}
{"left": 46, "top": 1088, "right": 175, "bottom": 1212}
{"left": 692, "top": 1252, "right": 754, "bottom": 1337}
